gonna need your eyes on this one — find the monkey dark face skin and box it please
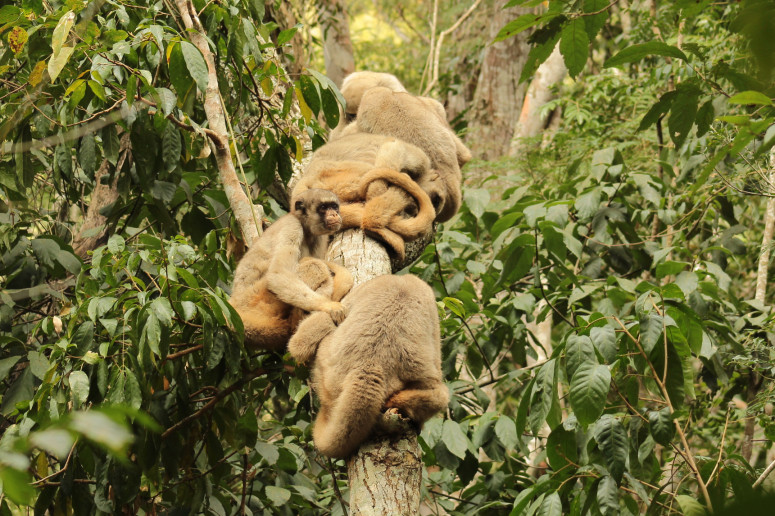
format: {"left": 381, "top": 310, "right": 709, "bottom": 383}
{"left": 294, "top": 189, "right": 342, "bottom": 236}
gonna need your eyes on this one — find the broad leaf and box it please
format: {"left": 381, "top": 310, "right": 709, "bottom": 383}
{"left": 569, "top": 363, "right": 610, "bottom": 425}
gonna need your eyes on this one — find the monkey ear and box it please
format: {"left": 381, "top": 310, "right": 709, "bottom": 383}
{"left": 294, "top": 200, "right": 305, "bottom": 213}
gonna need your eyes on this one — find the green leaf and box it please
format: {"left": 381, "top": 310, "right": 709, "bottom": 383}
{"left": 0, "top": 467, "right": 35, "bottom": 506}
{"left": 0, "top": 356, "right": 21, "bottom": 383}
{"left": 79, "top": 133, "right": 97, "bottom": 178}
{"left": 69, "top": 371, "right": 90, "bottom": 407}
{"left": 299, "top": 75, "right": 321, "bottom": 115}
{"left": 546, "top": 426, "right": 577, "bottom": 474}
{"left": 590, "top": 326, "right": 617, "bottom": 363}
{"left": 0, "top": 6, "right": 21, "bottom": 25}
{"left": 594, "top": 415, "right": 628, "bottom": 484}
{"left": 655, "top": 261, "right": 689, "bottom": 278}
{"left": 538, "top": 492, "right": 562, "bottom": 516}
{"left": 27, "top": 351, "right": 50, "bottom": 380}
{"left": 464, "top": 188, "right": 490, "bottom": 219}
{"left": 529, "top": 360, "right": 557, "bottom": 435}
{"left": 597, "top": 475, "right": 619, "bottom": 515}
{"left": 69, "top": 411, "right": 133, "bottom": 453}
{"left": 668, "top": 88, "right": 699, "bottom": 148}
{"left": 162, "top": 123, "right": 181, "bottom": 172}
{"left": 605, "top": 42, "right": 688, "bottom": 68}
{"left": 494, "top": 416, "right": 518, "bottom": 449}
{"left": 569, "top": 363, "right": 610, "bottom": 425}
{"left": 494, "top": 14, "right": 546, "bottom": 42}
{"left": 675, "top": 495, "right": 707, "bottom": 516}
{"left": 638, "top": 313, "right": 663, "bottom": 354}
{"left": 520, "top": 17, "right": 564, "bottom": 83}
{"left": 442, "top": 420, "right": 469, "bottom": 459}
{"left": 638, "top": 91, "right": 677, "bottom": 131}
{"left": 265, "top": 486, "right": 291, "bottom": 506}
{"left": 565, "top": 334, "right": 596, "bottom": 381}
{"left": 583, "top": 0, "right": 609, "bottom": 40}
{"left": 320, "top": 85, "right": 340, "bottom": 128}
{"left": 29, "top": 429, "right": 75, "bottom": 460}
{"left": 728, "top": 90, "right": 773, "bottom": 105}
{"left": 648, "top": 407, "right": 674, "bottom": 446}
{"left": 574, "top": 188, "right": 601, "bottom": 219}
{"left": 180, "top": 41, "right": 208, "bottom": 93}
{"left": 560, "top": 18, "right": 589, "bottom": 78}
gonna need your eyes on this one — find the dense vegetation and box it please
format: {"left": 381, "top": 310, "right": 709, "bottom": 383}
{"left": 1, "top": 0, "right": 775, "bottom": 514}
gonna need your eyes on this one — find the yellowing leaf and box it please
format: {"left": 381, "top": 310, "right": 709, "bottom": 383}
{"left": 295, "top": 86, "right": 312, "bottom": 123}
{"left": 293, "top": 135, "right": 303, "bottom": 162}
{"left": 29, "top": 60, "right": 47, "bottom": 86}
{"left": 48, "top": 46, "right": 75, "bottom": 82}
{"left": 8, "top": 26, "right": 28, "bottom": 54}
{"left": 261, "top": 76, "right": 273, "bottom": 96}
{"left": 52, "top": 11, "right": 75, "bottom": 57}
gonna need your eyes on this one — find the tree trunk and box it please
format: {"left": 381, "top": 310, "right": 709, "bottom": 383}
{"left": 175, "top": 0, "right": 260, "bottom": 247}
{"left": 510, "top": 44, "right": 567, "bottom": 156}
{"left": 72, "top": 133, "right": 130, "bottom": 258}
{"left": 325, "top": 230, "right": 423, "bottom": 514}
{"left": 466, "top": 0, "right": 531, "bottom": 160}
{"left": 317, "top": 0, "right": 355, "bottom": 88}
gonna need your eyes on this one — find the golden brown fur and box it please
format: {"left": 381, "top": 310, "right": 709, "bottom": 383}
{"left": 330, "top": 71, "right": 407, "bottom": 139}
{"left": 230, "top": 189, "right": 348, "bottom": 350}
{"left": 336, "top": 86, "right": 472, "bottom": 222}
{"left": 232, "top": 258, "right": 352, "bottom": 350}
{"left": 288, "top": 274, "right": 449, "bottom": 458}
{"left": 293, "top": 134, "right": 438, "bottom": 259}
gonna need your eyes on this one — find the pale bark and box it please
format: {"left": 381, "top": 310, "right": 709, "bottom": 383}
{"left": 72, "top": 133, "right": 130, "bottom": 258}
{"left": 466, "top": 0, "right": 531, "bottom": 160}
{"left": 325, "top": 230, "right": 423, "bottom": 514}
{"left": 755, "top": 160, "right": 775, "bottom": 303}
{"left": 174, "top": 0, "right": 260, "bottom": 247}
{"left": 318, "top": 0, "right": 355, "bottom": 88}
{"left": 510, "top": 45, "right": 567, "bottom": 156}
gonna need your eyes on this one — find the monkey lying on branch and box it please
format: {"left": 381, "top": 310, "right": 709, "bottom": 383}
{"left": 288, "top": 274, "right": 449, "bottom": 459}
{"left": 230, "top": 189, "right": 352, "bottom": 350}
{"left": 293, "top": 133, "right": 440, "bottom": 260}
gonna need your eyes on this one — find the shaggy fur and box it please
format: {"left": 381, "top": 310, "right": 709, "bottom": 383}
{"left": 230, "top": 189, "right": 348, "bottom": 349}
{"left": 288, "top": 274, "right": 449, "bottom": 458}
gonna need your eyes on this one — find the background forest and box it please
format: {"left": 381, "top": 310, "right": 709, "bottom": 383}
{"left": 2, "top": 0, "right": 775, "bottom": 514}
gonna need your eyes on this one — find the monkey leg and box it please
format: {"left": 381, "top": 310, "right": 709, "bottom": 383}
{"left": 287, "top": 312, "right": 337, "bottom": 365}
{"left": 238, "top": 307, "right": 292, "bottom": 351}
{"left": 384, "top": 379, "right": 450, "bottom": 425}
{"left": 313, "top": 366, "right": 388, "bottom": 459}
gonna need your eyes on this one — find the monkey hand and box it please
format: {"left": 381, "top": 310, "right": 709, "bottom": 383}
{"left": 323, "top": 301, "right": 347, "bottom": 324}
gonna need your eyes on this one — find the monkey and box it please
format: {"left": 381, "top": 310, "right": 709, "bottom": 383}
{"left": 231, "top": 257, "right": 353, "bottom": 350}
{"left": 336, "top": 86, "right": 472, "bottom": 223}
{"left": 292, "top": 133, "right": 439, "bottom": 258}
{"left": 229, "top": 189, "right": 348, "bottom": 350}
{"left": 288, "top": 274, "right": 450, "bottom": 459}
{"left": 329, "top": 71, "right": 407, "bottom": 139}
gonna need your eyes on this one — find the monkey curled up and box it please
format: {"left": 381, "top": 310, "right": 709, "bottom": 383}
{"left": 230, "top": 189, "right": 352, "bottom": 350}
{"left": 292, "top": 133, "right": 439, "bottom": 259}
{"left": 288, "top": 274, "right": 449, "bottom": 458}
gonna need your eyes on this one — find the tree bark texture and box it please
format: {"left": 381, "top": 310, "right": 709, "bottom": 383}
{"left": 318, "top": 0, "right": 355, "bottom": 88}
{"left": 466, "top": 0, "right": 531, "bottom": 160}
{"left": 72, "top": 133, "right": 130, "bottom": 258}
{"left": 510, "top": 44, "right": 567, "bottom": 156}
{"left": 175, "top": 0, "right": 260, "bottom": 247}
{"left": 755, "top": 162, "right": 775, "bottom": 303}
{"left": 326, "top": 230, "right": 423, "bottom": 514}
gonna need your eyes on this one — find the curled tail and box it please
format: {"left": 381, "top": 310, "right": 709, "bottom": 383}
{"left": 313, "top": 366, "right": 387, "bottom": 459}
{"left": 358, "top": 168, "right": 435, "bottom": 237}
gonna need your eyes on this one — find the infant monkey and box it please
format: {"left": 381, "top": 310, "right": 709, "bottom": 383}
{"left": 230, "top": 189, "right": 347, "bottom": 349}
{"left": 289, "top": 274, "right": 449, "bottom": 458}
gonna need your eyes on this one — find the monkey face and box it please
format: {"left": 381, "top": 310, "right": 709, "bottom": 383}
{"left": 318, "top": 201, "right": 343, "bottom": 234}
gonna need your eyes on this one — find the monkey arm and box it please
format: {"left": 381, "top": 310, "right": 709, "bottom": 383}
{"left": 287, "top": 311, "right": 337, "bottom": 364}
{"left": 265, "top": 245, "right": 339, "bottom": 313}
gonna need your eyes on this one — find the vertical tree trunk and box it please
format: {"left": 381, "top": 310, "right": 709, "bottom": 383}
{"left": 318, "top": 0, "right": 355, "bottom": 88}
{"left": 510, "top": 44, "right": 567, "bottom": 156}
{"left": 72, "top": 133, "right": 130, "bottom": 257}
{"left": 326, "top": 230, "right": 423, "bottom": 514}
{"left": 466, "top": 0, "right": 531, "bottom": 160}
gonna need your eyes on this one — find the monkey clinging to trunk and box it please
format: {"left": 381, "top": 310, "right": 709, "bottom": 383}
{"left": 288, "top": 274, "right": 449, "bottom": 458}
{"left": 230, "top": 189, "right": 352, "bottom": 350}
